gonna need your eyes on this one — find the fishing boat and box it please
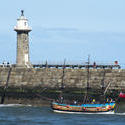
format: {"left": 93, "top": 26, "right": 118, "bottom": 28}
{"left": 51, "top": 101, "right": 115, "bottom": 114}
{"left": 51, "top": 58, "right": 116, "bottom": 114}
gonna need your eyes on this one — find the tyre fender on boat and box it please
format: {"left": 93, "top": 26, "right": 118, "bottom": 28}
{"left": 96, "top": 107, "right": 101, "bottom": 111}
{"left": 107, "top": 105, "right": 111, "bottom": 110}
{"left": 82, "top": 107, "right": 86, "bottom": 111}
{"left": 66, "top": 105, "right": 70, "bottom": 108}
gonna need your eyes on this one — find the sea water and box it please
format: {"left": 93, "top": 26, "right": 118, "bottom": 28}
{"left": 0, "top": 104, "right": 124, "bottom": 125}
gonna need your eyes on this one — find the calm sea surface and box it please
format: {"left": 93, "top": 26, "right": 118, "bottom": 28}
{"left": 0, "top": 104, "right": 125, "bottom": 125}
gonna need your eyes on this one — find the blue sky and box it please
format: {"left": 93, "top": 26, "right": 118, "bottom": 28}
{"left": 0, "top": 0, "right": 125, "bottom": 67}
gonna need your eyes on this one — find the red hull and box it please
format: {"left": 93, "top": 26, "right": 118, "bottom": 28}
{"left": 119, "top": 92, "right": 125, "bottom": 98}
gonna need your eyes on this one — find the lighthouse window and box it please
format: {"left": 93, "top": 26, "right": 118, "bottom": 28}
{"left": 25, "top": 37, "right": 27, "bottom": 41}
{"left": 24, "top": 22, "right": 27, "bottom": 26}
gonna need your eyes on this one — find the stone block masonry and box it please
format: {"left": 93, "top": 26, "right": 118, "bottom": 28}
{"left": 0, "top": 67, "right": 125, "bottom": 90}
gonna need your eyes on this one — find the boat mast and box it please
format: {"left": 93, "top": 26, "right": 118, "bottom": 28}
{"left": 59, "top": 59, "right": 66, "bottom": 103}
{"left": 87, "top": 55, "right": 90, "bottom": 91}
{"left": 83, "top": 55, "right": 90, "bottom": 103}
{"left": 101, "top": 69, "right": 105, "bottom": 94}
{"left": 61, "top": 59, "right": 66, "bottom": 90}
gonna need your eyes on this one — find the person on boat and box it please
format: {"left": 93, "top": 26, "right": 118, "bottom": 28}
{"left": 106, "top": 98, "right": 109, "bottom": 103}
{"left": 110, "top": 98, "right": 115, "bottom": 103}
{"left": 60, "top": 96, "right": 63, "bottom": 103}
{"left": 106, "top": 98, "right": 114, "bottom": 103}
{"left": 91, "top": 99, "right": 96, "bottom": 104}
{"left": 74, "top": 100, "right": 77, "bottom": 105}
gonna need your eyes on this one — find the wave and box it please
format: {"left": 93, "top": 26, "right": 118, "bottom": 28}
{"left": 0, "top": 104, "right": 32, "bottom": 107}
{"left": 115, "top": 112, "right": 125, "bottom": 115}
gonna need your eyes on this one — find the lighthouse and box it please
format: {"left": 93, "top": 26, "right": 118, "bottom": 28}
{"left": 14, "top": 10, "right": 32, "bottom": 67}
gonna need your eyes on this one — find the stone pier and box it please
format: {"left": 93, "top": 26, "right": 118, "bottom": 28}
{"left": 0, "top": 67, "right": 125, "bottom": 90}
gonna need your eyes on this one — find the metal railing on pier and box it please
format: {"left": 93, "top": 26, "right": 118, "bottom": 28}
{"left": 32, "top": 64, "right": 121, "bottom": 69}
{"left": 0, "top": 63, "right": 121, "bottom": 69}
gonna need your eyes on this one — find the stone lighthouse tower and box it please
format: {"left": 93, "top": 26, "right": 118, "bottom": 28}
{"left": 14, "top": 10, "right": 32, "bottom": 67}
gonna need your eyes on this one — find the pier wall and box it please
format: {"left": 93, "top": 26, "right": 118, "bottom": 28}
{"left": 0, "top": 67, "right": 125, "bottom": 90}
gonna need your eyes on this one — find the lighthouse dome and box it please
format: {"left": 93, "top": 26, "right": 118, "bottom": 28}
{"left": 14, "top": 10, "right": 31, "bottom": 31}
